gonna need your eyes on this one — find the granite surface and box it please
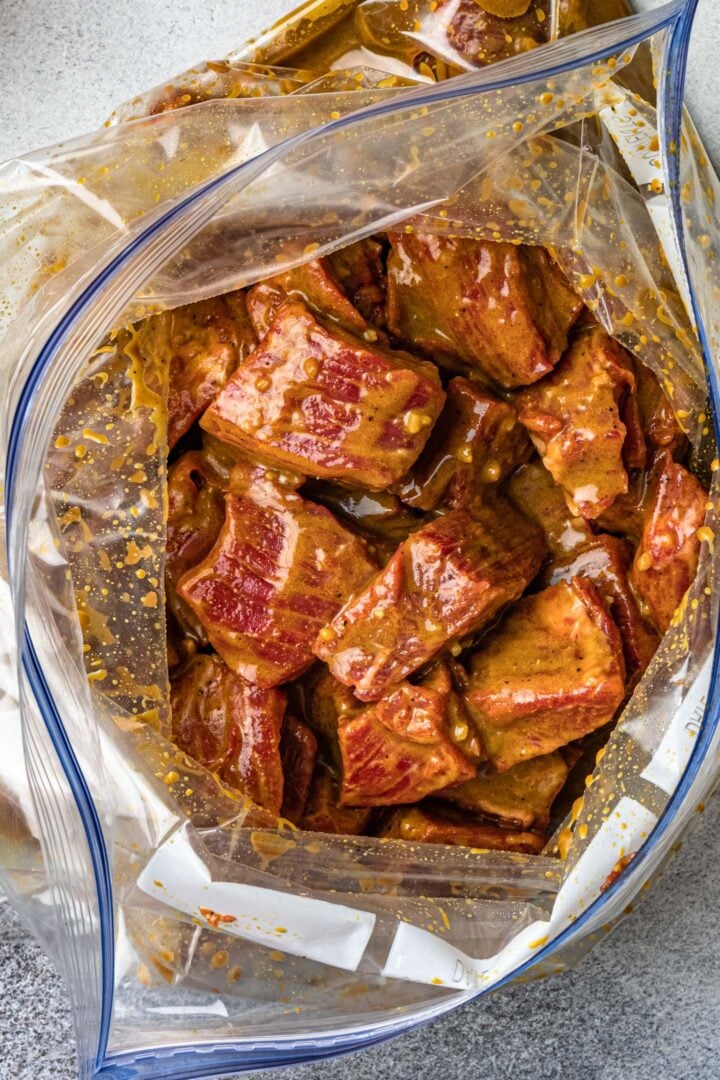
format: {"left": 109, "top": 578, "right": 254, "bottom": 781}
{"left": 2, "top": 1, "right": 720, "bottom": 1078}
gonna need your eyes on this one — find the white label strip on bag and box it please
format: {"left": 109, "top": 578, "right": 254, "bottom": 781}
{"left": 598, "top": 90, "right": 694, "bottom": 321}
{"left": 381, "top": 918, "right": 552, "bottom": 991}
{"left": 381, "top": 797, "right": 657, "bottom": 988}
{"left": 550, "top": 796, "right": 658, "bottom": 923}
{"left": 640, "top": 654, "right": 713, "bottom": 796}
{"left": 136, "top": 824, "right": 376, "bottom": 972}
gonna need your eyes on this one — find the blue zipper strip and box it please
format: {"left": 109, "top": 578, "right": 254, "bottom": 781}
{"left": 5, "top": 1, "right": 713, "bottom": 1075}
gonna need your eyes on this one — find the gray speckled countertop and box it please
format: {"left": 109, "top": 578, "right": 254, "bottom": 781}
{"left": 2, "top": 2, "right": 720, "bottom": 1077}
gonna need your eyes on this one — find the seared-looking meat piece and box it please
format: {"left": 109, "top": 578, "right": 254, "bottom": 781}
{"left": 300, "top": 764, "right": 375, "bottom": 836}
{"left": 338, "top": 679, "right": 476, "bottom": 807}
{"left": 376, "top": 805, "right": 545, "bottom": 853}
{"left": 466, "top": 578, "right": 626, "bottom": 771}
{"left": 201, "top": 300, "right": 445, "bottom": 489}
{"left": 386, "top": 233, "right": 582, "bottom": 388}
{"left": 178, "top": 465, "right": 377, "bottom": 687}
{"left": 517, "top": 326, "right": 639, "bottom": 519}
{"left": 629, "top": 451, "right": 707, "bottom": 634}
{"left": 246, "top": 258, "right": 368, "bottom": 338}
{"left": 395, "top": 377, "right": 531, "bottom": 510}
{"left": 447, "top": 1, "right": 549, "bottom": 67}
{"left": 546, "top": 534, "right": 659, "bottom": 686}
{"left": 314, "top": 499, "right": 545, "bottom": 701}
{"left": 634, "top": 361, "right": 687, "bottom": 456}
{"left": 440, "top": 752, "right": 568, "bottom": 831}
{"left": 327, "top": 238, "right": 387, "bottom": 328}
{"left": 280, "top": 715, "right": 318, "bottom": 823}
{"left": 508, "top": 461, "right": 658, "bottom": 684}
{"left": 170, "top": 653, "right": 285, "bottom": 814}
{"left": 166, "top": 451, "right": 226, "bottom": 642}
{"left": 141, "top": 293, "right": 257, "bottom": 449}
{"left": 506, "top": 458, "right": 594, "bottom": 559}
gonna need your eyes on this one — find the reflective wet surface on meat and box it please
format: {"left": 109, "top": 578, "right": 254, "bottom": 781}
{"left": 386, "top": 232, "right": 582, "bottom": 387}
{"left": 313, "top": 499, "right": 545, "bottom": 700}
{"left": 201, "top": 299, "right": 445, "bottom": 489}
{"left": 161, "top": 232, "right": 708, "bottom": 851}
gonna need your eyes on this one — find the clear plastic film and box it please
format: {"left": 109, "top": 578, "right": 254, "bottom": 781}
{"left": 1, "top": 1, "right": 719, "bottom": 1076}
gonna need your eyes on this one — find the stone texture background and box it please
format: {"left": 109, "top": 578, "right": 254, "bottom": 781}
{"left": 1, "top": 1, "right": 719, "bottom": 1077}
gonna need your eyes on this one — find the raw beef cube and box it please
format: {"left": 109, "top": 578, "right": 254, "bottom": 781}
{"left": 170, "top": 653, "right": 285, "bottom": 814}
{"left": 629, "top": 451, "right": 707, "bottom": 633}
{"left": 178, "top": 466, "right": 377, "bottom": 686}
{"left": 201, "top": 300, "right": 445, "bottom": 489}
{"left": 279, "top": 715, "right": 318, "bottom": 823}
{"left": 337, "top": 679, "right": 476, "bottom": 807}
{"left": 314, "top": 499, "right": 546, "bottom": 700}
{"left": 545, "top": 534, "right": 659, "bottom": 686}
{"left": 506, "top": 458, "right": 595, "bottom": 559}
{"left": 300, "top": 764, "right": 375, "bottom": 836}
{"left": 166, "top": 451, "right": 226, "bottom": 642}
{"left": 466, "top": 578, "right": 626, "bottom": 771}
{"left": 386, "top": 233, "right": 582, "bottom": 387}
{"left": 246, "top": 258, "right": 368, "bottom": 338}
{"left": 395, "top": 377, "right": 531, "bottom": 510}
{"left": 440, "top": 753, "right": 569, "bottom": 831}
{"left": 376, "top": 805, "right": 545, "bottom": 853}
{"left": 327, "top": 237, "right": 387, "bottom": 327}
{"left": 142, "top": 292, "right": 257, "bottom": 448}
{"left": 517, "top": 326, "right": 637, "bottom": 519}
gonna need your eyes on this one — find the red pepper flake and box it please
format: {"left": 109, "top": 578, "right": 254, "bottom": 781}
{"left": 600, "top": 852, "right": 636, "bottom": 892}
{"left": 199, "top": 906, "right": 237, "bottom": 928}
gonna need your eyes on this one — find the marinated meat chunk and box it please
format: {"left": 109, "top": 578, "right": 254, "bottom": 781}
{"left": 620, "top": 385, "right": 647, "bottom": 471}
{"left": 466, "top": 578, "right": 626, "bottom": 771}
{"left": 629, "top": 452, "right": 707, "bottom": 633}
{"left": 440, "top": 752, "right": 569, "bottom": 831}
{"left": 178, "top": 466, "right": 377, "bottom": 687}
{"left": 421, "top": 661, "right": 486, "bottom": 763}
{"left": 395, "top": 377, "right": 531, "bottom": 510}
{"left": 338, "top": 679, "right": 476, "bottom": 807}
{"left": 300, "top": 765, "right": 374, "bottom": 836}
{"left": 280, "top": 715, "right": 318, "bottom": 822}
{"left": 304, "top": 481, "right": 423, "bottom": 546}
{"left": 517, "top": 326, "right": 638, "bottom": 519}
{"left": 201, "top": 300, "right": 445, "bottom": 489}
{"left": 170, "top": 653, "right": 285, "bottom": 814}
{"left": 142, "top": 293, "right": 257, "bottom": 448}
{"left": 545, "top": 534, "right": 659, "bottom": 685}
{"left": 506, "top": 458, "right": 594, "bottom": 559}
{"left": 377, "top": 805, "right": 545, "bottom": 853}
{"left": 166, "top": 451, "right": 226, "bottom": 641}
{"left": 447, "top": 1, "right": 548, "bottom": 67}
{"left": 595, "top": 469, "right": 648, "bottom": 545}
{"left": 166, "top": 612, "right": 198, "bottom": 672}
{"left": 314, "top": 499, "right": 546, "bottom": 701}
{"left": 307, "top": 666, "right": 360, "bottom": 747}
{"left": 386, "top": 233, "right": 582, "bottom": 388}
{"left": 634, "top": 361, "right": 687, "bottom": 455}
{"left": 246, "top": 258, "right": 368, "bottom": 338}
{"left": 327, "top": 237, "right": 387, "bottom": 328}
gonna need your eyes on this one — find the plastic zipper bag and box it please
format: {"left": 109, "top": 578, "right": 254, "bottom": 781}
{"left": 1, "top": 0, "right": 719, "bottom": 1075}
